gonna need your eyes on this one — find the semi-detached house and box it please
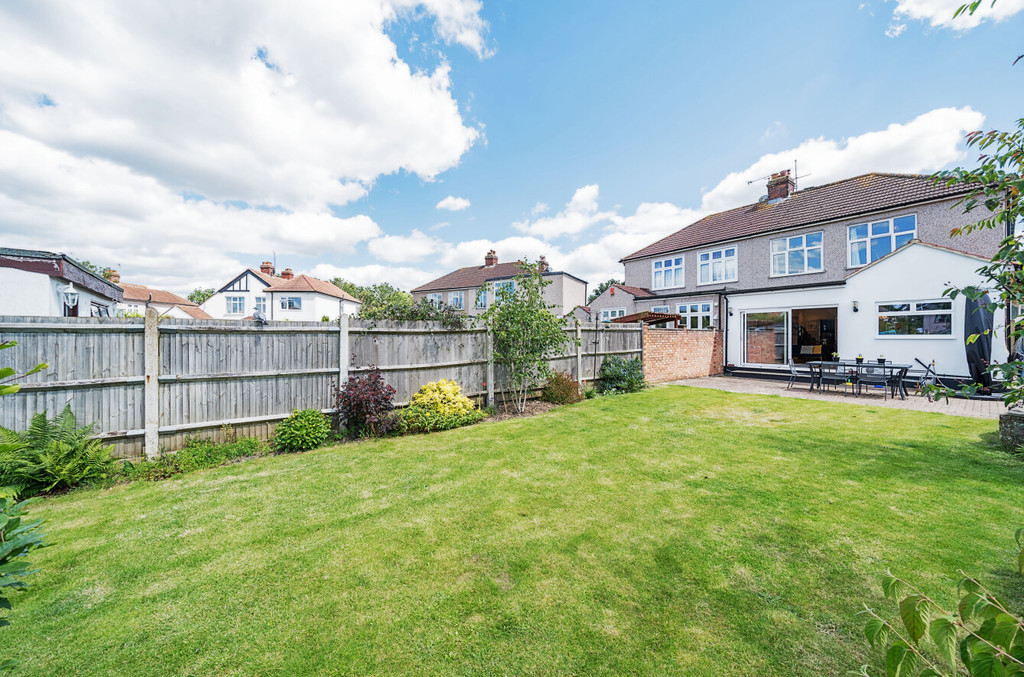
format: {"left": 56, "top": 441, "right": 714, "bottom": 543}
{"left": 588, "top": 171, "right": 1005, "bottom": 379}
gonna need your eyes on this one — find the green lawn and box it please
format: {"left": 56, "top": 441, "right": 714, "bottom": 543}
{"left": 2, "top": 387, "right": 1022, "bottom": 675}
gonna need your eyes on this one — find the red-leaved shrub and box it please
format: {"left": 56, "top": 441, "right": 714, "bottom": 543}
{"left": 333, "top": 367, "right": 396, "bottom": 436}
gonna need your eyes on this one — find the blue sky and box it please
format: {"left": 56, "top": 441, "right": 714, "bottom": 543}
{"left": 0, "top": 0, "right": 1021, "bottom": 293}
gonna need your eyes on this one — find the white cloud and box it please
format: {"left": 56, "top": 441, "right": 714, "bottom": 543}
{"left": 512, "top": 184, "right": 616, "bottom": 239}
{"left": 892, "top": 0, "right": 1024, "bottom": 29}
{"left": 530, "top": 202, "right": 549, "bottom": 216}
{"left": 308, "top": 262, "right": 441, "bottom": 291}
{"left": 759, "top": 121, "right": 786, "bottom": 143}
{"left": 367, "top": 229, "right": 441, "bottom": 263}
{"left": 0, "top": 0, "right": 484, "bottom": 291}
{"left": 885, "top": 22, "right": 908, "bottom": 37}
{"left": 435, "top": 195, "right": 471, "bottom": 211}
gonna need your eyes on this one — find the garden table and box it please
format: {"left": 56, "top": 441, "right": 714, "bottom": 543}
{"left": 806, "top": 360, "right": 913, "bottom": 400}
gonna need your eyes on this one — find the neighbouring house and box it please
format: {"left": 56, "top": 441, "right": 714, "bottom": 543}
{"left": 202, "top": 262, "right": 361, "bottom": 321}
{"left": 590, "top": 171, "right": 1005, "bottom": 379}
{"left": 410, "top": 251, "right": 588, "bottom": 316}
{"left": 0, "top": 247, "right": 122, "bottom": 317}
{"left": 112, "top": 272, "right": 213, "bottom": 319}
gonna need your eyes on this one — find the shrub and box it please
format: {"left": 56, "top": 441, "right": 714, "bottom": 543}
{"left": 274, "top": 409, "right": 330, "bottom": 452}
{"left": 540, "top": 371, "right": 583, "bottom": 405}
{"left": 402, "top": 379, "right": 485, "bottom": 433}
{"left": 598, "top": 356, "right": 646, "bottom": 394}
{"left": 0, "top": 406, "right": 115, "bottom": 495}
{"left": 583, "top": 385, "right": 597, "bottom": 399}
{"left": 0, "top": 495, "right": 47, "bottom": 669}
{"left": 334, "top": 368, "right": 396, "bottom": 437}
{"left": 117, "top": 436, "right": 267, "bottom": 482}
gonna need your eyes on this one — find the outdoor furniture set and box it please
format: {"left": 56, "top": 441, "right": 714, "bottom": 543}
{"left": 788, "top": 359, "right": 912, "bottom": 400}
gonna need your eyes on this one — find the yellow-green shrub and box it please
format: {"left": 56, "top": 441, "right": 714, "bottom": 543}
{"left": 401, "top": 379, "right": 485, "bottom": 433}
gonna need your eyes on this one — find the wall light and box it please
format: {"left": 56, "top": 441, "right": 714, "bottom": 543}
{"left": 60, "top": 283, "right": 79, "bottom": 310}
{"left": 852, "top": 301, "right": 859, "bottom": 313}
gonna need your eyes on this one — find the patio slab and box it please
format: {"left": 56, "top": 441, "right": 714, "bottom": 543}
{"left": 666, "top": 375, "right": 1005, "bottom": 420}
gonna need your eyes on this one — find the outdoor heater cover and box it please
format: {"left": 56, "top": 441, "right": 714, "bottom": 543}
{"left": 964, "top": 293, "right": 994, "bottom": 387}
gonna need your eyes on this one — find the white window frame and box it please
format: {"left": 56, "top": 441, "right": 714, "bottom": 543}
{"left": 677, "top": 302, "right": 714, "bottom": 330}
{"left": 254, "top": 296, "right": 266, "bottom": 314}
{"left": 279, "top": 296, "right": 302, "bottom": 311}
{"left": 601, "top": 307, "right": 626, "bottom": 322}
{"left": 427, "top": 293, "right": 443, "bottom": 306}
{"left": 697, "top": 247, "right": 737, "bottom": 285}
{"left": 651, "top": 305, "right": 669, "bottom": 313}
{"left": 494, "top": 280, "right": 515, "bottom": 300}
{"left": 225, "top": 295, "right": 246, "bottom": 314}
{"left": 876, "top": 299, "right": 954, "bottom": 339}
{"left": 848, "top": 214, "right": 917, "bottom": 268}
{"left": 770, "top": 231, "right": 824, "bottom": 277}
{"left": 475, "top": 288, "right": 487, "bottom": 309}
{"left": 651, "top": 256, "right": 684, "bottom": 290}
{"left": 449, "top": 290, "right": 464, "bottom": 310}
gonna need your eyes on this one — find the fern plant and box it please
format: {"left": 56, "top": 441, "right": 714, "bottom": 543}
{"left": 0, "top": 406, "right": 115, "bottom": 494}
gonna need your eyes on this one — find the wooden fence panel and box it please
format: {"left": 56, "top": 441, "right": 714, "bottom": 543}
{"left": 1, "top": 315, "right": 641, "bottom": 459}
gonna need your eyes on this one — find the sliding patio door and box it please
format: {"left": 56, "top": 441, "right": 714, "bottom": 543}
{"left": 743, "top": 311, "right": 788, "bottom": 365}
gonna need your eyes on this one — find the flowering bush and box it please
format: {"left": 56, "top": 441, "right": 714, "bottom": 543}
{"left": 598, "top": 356, "right": 646, "bottom": 394}
{"left": 334, "top": 368, "right": 396, "bottom": 437}
{"left": 402, "top": 379, "right": 485, "bottom": 433}
{"left": 274, "top": 409, "right": 330, "bottom": 452}
{"left": 540, "top": 371, "right": 583, "bottom": 404}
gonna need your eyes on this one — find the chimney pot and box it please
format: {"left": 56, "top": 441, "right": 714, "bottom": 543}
{"left": 281, "top": 268, "right": 294, "bottom": 280}
{"left": 104, "top": 268, "right": 120, "bottom": 283}
{"left": 260, "top": 261, "right": 275, "bottom": 275}
{"left": 766, "top": 169, "right": 794, "bottom": 201}
{"left": 538, "top": 255, "right": 549, "bottom": 273}
{"left": 484, "top": 250, "right": 498, "bottom": 267}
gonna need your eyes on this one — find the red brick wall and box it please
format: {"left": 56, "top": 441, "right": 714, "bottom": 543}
{"left": 642, "top": 326, "right": 724, "bottom": 383}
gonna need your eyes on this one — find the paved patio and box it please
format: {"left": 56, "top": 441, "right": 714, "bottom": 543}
{"left": 668, "top": 375, "right": 1005, "bottom": 419}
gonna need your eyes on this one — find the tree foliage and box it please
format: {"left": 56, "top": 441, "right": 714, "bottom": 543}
{"left": 188, "top": 288, "right": 216, "bottom": 305}
{"left": 588, "top": 279, "right": 624, "bottom": 304}
{"left": 479, "top": 261, "right": 577, "bottom": 413}
{"left": 331, "top": 278, "right": 471, "bottom": 329}
{"left": 857, "top": 530, "right": 1024, "bottom": 676}
{"left": 929, "top": 117, "right": 1024, "bottom": 406}
{"left": 0, "top": 342, "right": 47, "bottom": 398}
{"left": 0, "top": 495, "right": 48, "bottom": 671}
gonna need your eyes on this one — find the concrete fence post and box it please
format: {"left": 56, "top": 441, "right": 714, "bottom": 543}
{"left": 575, "top": 323, "right": 583, "bottom": 385}
{"left": 338, "top": 313, "right": 350, "bottom": 387}
{"left": 143, "top": 306, "right": 160, "bottom": 459}
{"left": 485, "top": 329, "right": 495, "bottom": 408}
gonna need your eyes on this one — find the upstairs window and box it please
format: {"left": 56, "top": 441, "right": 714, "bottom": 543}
{"left": 475, "top": 288, "right": 487, "bottom": 308}
{"left": 849, "top": 215, "right": 916, "bottom": 267}
{"left": 601, "top": 308, "right": 626, "bottom": 322}
{"left": 449, "top": 291, "right": 464, "bottom": 310}
{"left": 652, "top": 256, "right": 683, "bottom": 289}
{"left": 678, "top": 302, "right": 713, "bottom": 329}
{"left": 280, "top": 296, "right": 302, "bottom": 310}
{"left": 254, "top": 296, "right": 266, "bottom": 314}
{"left": 494, "top": 280, "right": 515, "bottom": 300}
{"left": 226, "top": 296, "right": 245, "bottom": 314}
{"left": 771, "top": 232, "right": 823, "bottom": 276}
{"left": 427, "top": 293, "right": 443, "bottom": 306}
{"left": 878, "top": 300, "right": 952, "bottom": 336}
{"left": 698, "top": 247, "right": 737, "bottom": 284}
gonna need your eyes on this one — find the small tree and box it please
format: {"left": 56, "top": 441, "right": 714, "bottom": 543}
{"left": 588, "top": 279, "right": 624, "bottom": 304}
{"left": 479, "top": 261, "right": 578, "bottom": 413}
{"left": 188, "top": 288, "right": 216, "bottom": 305}
{"left": 930, "top": 117, "right": 1024, "bottom": 406}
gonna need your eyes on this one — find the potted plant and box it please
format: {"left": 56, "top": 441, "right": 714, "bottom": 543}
{"left": 831, "top": 351, "right": 840, "bottom": 361}
{"left": 877, "top": 354, "right": 886, "bottom": 365}
{"left": 856, "top": 353, "right": 864, "bottom": 364}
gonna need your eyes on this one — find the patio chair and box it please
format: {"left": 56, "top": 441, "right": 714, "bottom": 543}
{"left": 888, "top": 366, "right": 910, "bottom": 400}
{"left": 819, "top": 363, "right": 853, "bottom": 394}
{"left": 856, "top": 365, "right": 889, "bottom": 400}
{"left": 786, "top": 360, "right": 812, "bottom": 389}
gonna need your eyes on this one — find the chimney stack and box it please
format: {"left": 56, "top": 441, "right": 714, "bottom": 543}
{"left": 767, "top": 170, "right": 795, "bottom": 202}
{"left": 104, "top": 268, "right": 120, "bottom": 283}
{"left": 484, "top": 250, "right": 497, "bottom": 267}
{"left": 260, "top": 261, "right": 275, "bottom": 276}
{"left": 281, "top": 268, "right": 294, "bottom": 280}
{"left": 538, "top": 255, "right": 550, "bottom": 273}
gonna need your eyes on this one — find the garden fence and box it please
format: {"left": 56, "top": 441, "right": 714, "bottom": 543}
{"left": 0, "top": 313, "right": 642, "bottom": 458}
